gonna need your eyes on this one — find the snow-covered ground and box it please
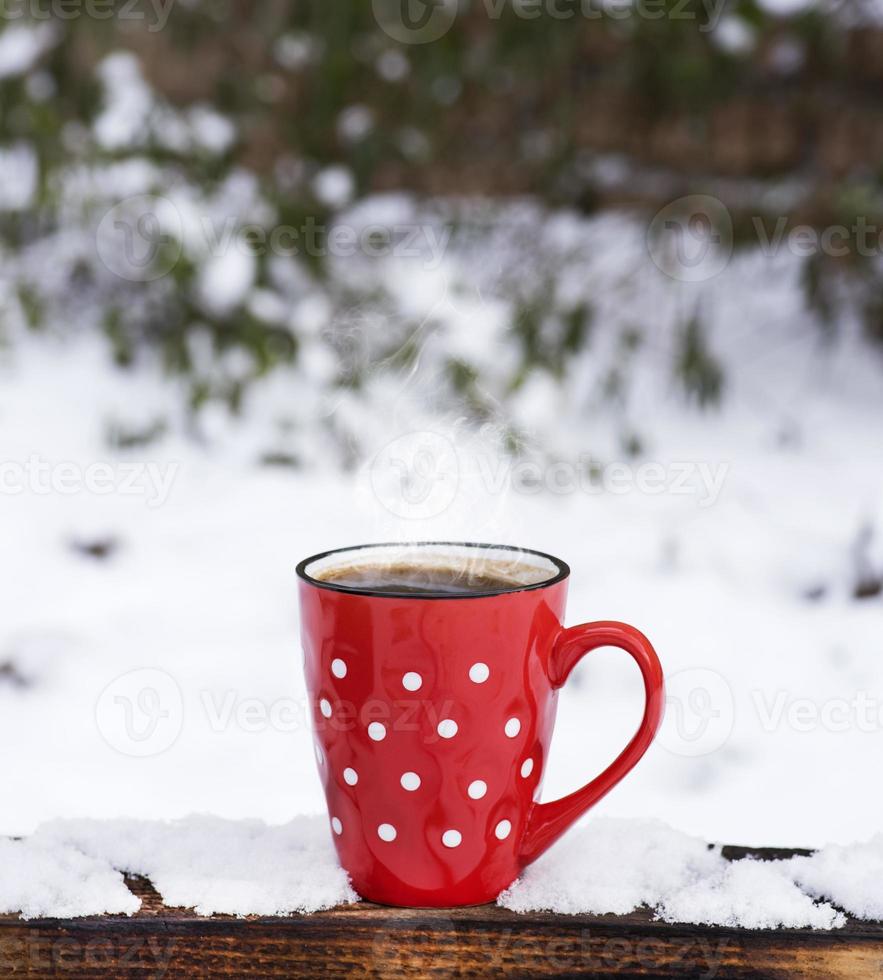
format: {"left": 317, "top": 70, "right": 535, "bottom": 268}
{"left": 3, "top": 814, "right": 881, "bottom": 927}
{"left": 1, "top": 200, "right": 882, "bottom": 921}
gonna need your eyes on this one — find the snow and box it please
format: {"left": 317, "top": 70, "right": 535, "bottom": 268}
{"left": 337, "top": 105, "right": 375, "bottom": 144}
{"left": 376, "top": 49, "right": 410, "bottom": 82}
{"left": 790, "top": 835, "right": 883, "bottom": 921}
{"left": 0, "top": 817, "right": 354, "bottom": 919}
{"left": 655, "top": 858, "right": 841, "bottom": 930}
{"left": 2, "top": 813, "right": 875, "bottom": 926}
{"left": 187, "top": 106, "right": 236, "bottom": 155}
{"left": 1, "top": 188, "right": 882, "bottom": 922}
{"left": 93, "top": 52, "right": 235, "bottom": 156}
{"left": 0, "top": 836, "right": 139, "bottom": 920}
{"left": 313, "top": 166, "right": 355, "bottom": 209}
{"left": 0, "top": 23, "right": 58, "bottom": 80}
{"left": 0, "top": 0, "right": 878, "bottom": 927}
{"left": 499, "top": 819, "right": 844, "bottom": 930}
{"left": 713, "top": 16, "right": 756, "bottom": 55}
{"left": 93, "top": 53, "right": 153, "bottom": 150}
{"left": 0, "top": 144, "right": 38, "bottom": 210}
{"left": 756, "top": 0, "right": 815, "bottom": 14}
{"left": 196, "top": 248, "right": 256, "bottom": 315}
{"left": 274, "top": 33, "right": 322, "bottom": 71}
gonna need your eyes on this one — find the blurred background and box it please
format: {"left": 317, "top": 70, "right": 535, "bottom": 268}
{"left": 1, "top": 0, "right": 881, "bottom": 848}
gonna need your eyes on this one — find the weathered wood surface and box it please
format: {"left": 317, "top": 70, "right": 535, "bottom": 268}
{"left": 0, "top": 847, "right": 880, "bottom": 979}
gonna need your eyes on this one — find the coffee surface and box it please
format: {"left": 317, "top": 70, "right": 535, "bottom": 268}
{"left": 315, "top": 560, "right": 543, "bottom": 595}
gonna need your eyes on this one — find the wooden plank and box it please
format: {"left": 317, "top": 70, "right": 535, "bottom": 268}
{"left": 0, "top": 850, "right": 881, "bottom": 979}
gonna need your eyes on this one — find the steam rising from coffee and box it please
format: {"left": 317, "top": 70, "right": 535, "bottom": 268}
{"left": 328, "top": 262, "right": 562, "bottom": 583}
{"left": 334, "top": 267, "right": 541, "bottom": 561}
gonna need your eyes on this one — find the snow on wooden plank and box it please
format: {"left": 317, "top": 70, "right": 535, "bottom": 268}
{"left": 0, "top": 848, "right": 881, "bottom": 979}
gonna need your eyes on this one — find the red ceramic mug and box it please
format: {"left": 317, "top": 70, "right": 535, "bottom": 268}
{"left": 297, "top": 542, "right": 664, "bottom": 907}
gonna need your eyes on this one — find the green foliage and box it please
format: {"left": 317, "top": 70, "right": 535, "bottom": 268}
{"left": 16, "top": 284, "right": 44, "bottom": 331}
{"left": 106, "top": 417, "right": 167, "bottom": 449}
{"left": 674, "top": 314, "right": 724, "bottom": 408}
{"left": 0, "top": 0, "right": 878, "bottom": 432}
{"left": 601, "top": 326, "right": 644, "bottom": 406}
{"left": 801, "top": 253, "right": 837, "bottom": 334}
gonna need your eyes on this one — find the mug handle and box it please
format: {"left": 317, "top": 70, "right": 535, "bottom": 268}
{"left": 518, "top": 621, "right": 665, "bottom": 865}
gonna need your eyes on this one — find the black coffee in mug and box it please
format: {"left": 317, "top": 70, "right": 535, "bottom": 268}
{"left": 311, "top": 547, "right": 559, "bottom": 597}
